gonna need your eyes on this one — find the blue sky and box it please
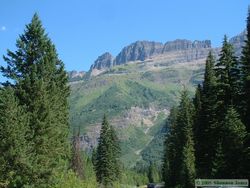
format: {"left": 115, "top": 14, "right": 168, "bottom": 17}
{"left": 0, "top": 0, "right": 249, "bottom": 76}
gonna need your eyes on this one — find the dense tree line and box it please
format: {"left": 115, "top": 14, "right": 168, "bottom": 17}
{"left": 162, "top": 8, "right": 250, "bottom": 188}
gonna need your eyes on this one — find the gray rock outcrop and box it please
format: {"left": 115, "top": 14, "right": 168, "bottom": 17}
{"left": 229, "top": 30, "right": 247, "bottom": 57}
{"left": 90, "top": 52, "right": 114, "bottom": 70}
{"left": 114, "top": 41, "right": 164, "bottom": 65}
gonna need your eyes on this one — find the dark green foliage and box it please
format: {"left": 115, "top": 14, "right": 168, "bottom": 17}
{"left": 241, "top": 7, "right": 250, "bottom": 131}
{"left": 162, "top": 90, "right": 196, "bottom": 188}
{"left": 194, "top": 52, "right": 218, "bottom": 178}
{"left": 220, "top": 107, "right": 247, "bottom": 178}
{"left": 192, "top": 32, "right": 248, "bottom": 180}
{"left": 94, "top": 115, "right": 121, "bottom": 187}
{"left": 180, "top": 132, "right": 196, "bottom": 188}
{"left": 215, "top": 36, "right": 240, "bottom": 112}
{"left": 162, "top": 107, "right": 178, "bottom": 188}
{"left": 241, "top": 7, "right": 250, "bottom": 178}
{"left": 0, "top": 87, "right": 32, "bottom": 187}
{"left": 211, "top": 141, "right": 226, "bottom": 178}
{"left": 109, "top": 124, "right": 122, "bottom": 178}
{"left": 210, "top": 107, "right": 247, "bottom": 179}
{"left": 0, "top": 14, "right": 70, "bottom": 187}
{"left": 177, "top": 90, "right": 195, "bottom": 188}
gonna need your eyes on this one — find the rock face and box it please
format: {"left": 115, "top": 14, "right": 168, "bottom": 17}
{"left": 89, "top": 39, "right": 212, "bottom": 74}
{"left": 90, "top": 52, "right": 114, "bottom": 70}
{"left": 114, "top": 41, "right": 164, "bottom": 65}
{"left": 162, "top": 39, "right": 211, "bottom": 52}
{"left": 229, "top": 30, "right": 247, "bottom": 57}
{"left": 114, "top": 40, "right": 211, "bottom": 66}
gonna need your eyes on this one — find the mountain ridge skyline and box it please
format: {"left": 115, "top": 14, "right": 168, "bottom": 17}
{"left": 68, "top": 30, "right": 246, "bottom": 80}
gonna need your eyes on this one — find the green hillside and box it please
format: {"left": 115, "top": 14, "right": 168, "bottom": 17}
{"left": 69, "top": 61, "right": 204, "bottom": 167}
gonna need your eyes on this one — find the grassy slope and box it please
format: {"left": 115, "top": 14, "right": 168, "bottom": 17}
{"left": 69, "top": 62, "right": 204, "bottom": 167}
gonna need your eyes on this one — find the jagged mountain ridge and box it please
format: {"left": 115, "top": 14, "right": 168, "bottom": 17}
{"left": 68, "top": 31, "right": 245, "bottom": 80}
{"left": 89, "top": 39, "right": 212, "bottom": 75}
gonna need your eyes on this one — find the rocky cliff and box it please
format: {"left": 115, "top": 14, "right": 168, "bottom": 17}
{"left": 161, "top": 39, "right": 211, "bottom": 52}
{"left": 89, "top": 39, "right": 213, "bottom": 75}
{"left": 114, "top": 41, "right": 164, "bottom": 65}
{"left": 87, "top": 32, "right": 245, "bottom": 77}
{"left": 229, "top": 30, "right": 246, "bottom": 57}
{"left": 90, "top": 52, "right": 114, "bottom": 70}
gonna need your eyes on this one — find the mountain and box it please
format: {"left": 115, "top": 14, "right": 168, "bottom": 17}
{"left": 86, "top": 39, "right": 212, "bottom": 77}
{"left": 68, "top": 31, "right": 245, "bottom": 168}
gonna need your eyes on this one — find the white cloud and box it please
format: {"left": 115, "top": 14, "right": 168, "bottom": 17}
{"left": 1, "top": 26, "right": 6, "bottom": 31}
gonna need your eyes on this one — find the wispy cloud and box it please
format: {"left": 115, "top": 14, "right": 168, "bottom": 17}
{"left": 1, "top": 26, "right": 6, "bottom": 31}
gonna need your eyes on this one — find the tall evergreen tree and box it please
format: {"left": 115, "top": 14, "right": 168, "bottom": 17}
{"left": 0, "top": 14, "right": 70, "bottom": 187}
{"left": 94, "top": 115, "right": 121, "bottom": 187}
{"left": 109, "top": 125, "right": 121, "bottom": 180}
{"left": 177, "top": 90, "right": 195, "bottom": 188}
{"left": 241, "top": 7, "right": 250, "bottom": 178}
{"left": 215, "top": 36, "right": 240, "bottom": 113}
{"left": 162, "top": 107, "right": 178, "bottom": 188}
{"left": 241, "top": 7, "right": 250, "bottom": 131}
{"left": 162, "top": 90, "right": 195, "bottom": 188}
{"left": 0, "top": 87, "right": 32, "bottom": 187}
{"left": 221, "top": 107, "right": 247, "bottom": 178}
{"left": 211, "top": 107, "right": 247, "bottom": 178}
{"left": 194, "top": 52, "right": 218, "bottom": 178}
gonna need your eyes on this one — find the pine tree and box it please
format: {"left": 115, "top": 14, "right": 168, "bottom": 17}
{"left": 194, "top": 52, "right": 218, "bottom": 178}
{"left": 0, "top": 87, "right": 32, "bottom": 187}
{"left": 211, "top": 108, "right": 246, "bottom": 178}
{"left": 241, "top": 7, "right": 250, "bottom": 178}
{"left": 109, "top": 125, "right": 121, "bottom": 181}
{"left": 215, "top": 36, "right": 239, "bottom": 113}
{"left": 162, "top": 90, "right": 196, "bottom": 188}
{"left": 221, "top": 107, "right": 247, "bottom": 178}
{"left": 177, "top": 90, "right": 196, "bottom": 188}
{"left": 181, "top": 132, "right": 196, "bottom": 188}
{"left": 94, "top": 115, "right": 121, "bottom": 187}
{"left": 241, "top": 7, "right": 250, "bottom": 131}
{"left": 0, "top": 14, "right": 70, "bottom": 187}
{"left": 162, "top": 107, "right": 178, "bottom": 188}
